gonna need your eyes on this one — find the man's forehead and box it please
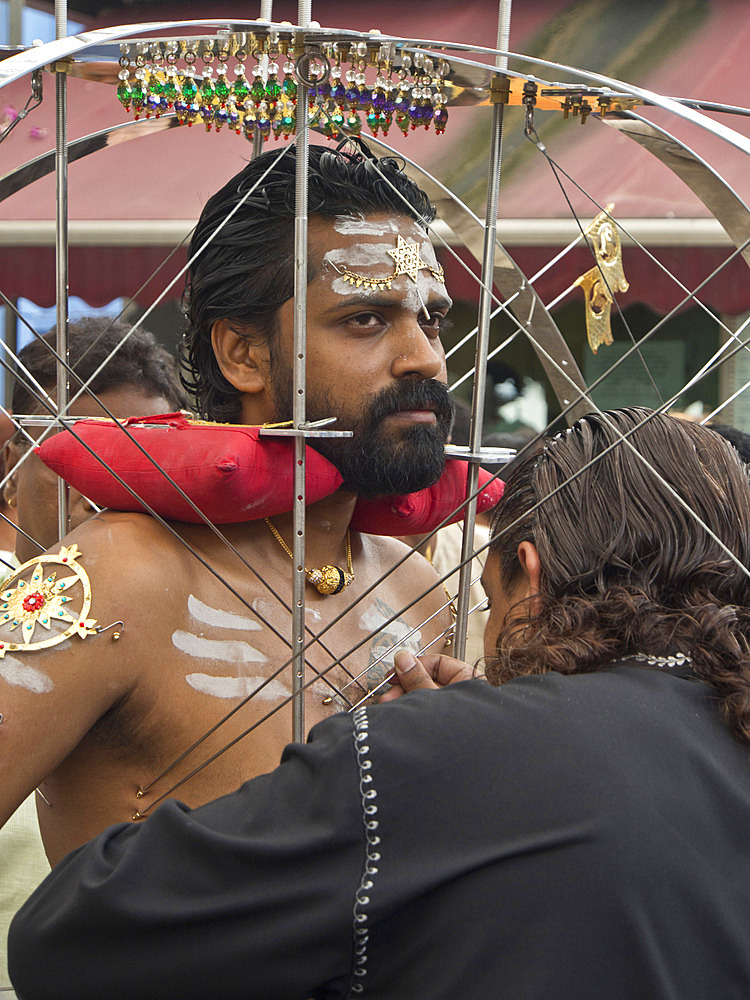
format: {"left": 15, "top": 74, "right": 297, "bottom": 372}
{"left": 311, "top": 212, "right": 430, "bottom": 248}
{"left": 331, "top": 214, "right": 428, "bottom": 240}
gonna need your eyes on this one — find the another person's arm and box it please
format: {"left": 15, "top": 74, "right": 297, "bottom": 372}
{"left": 9, "top": 713, "right": 363, "bottom": 1000}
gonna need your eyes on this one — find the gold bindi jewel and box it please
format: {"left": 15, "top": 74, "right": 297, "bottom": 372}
{"left": 388, "top": 234, "right": 444, "bottom": 284}
{"left": 331, "top": 235, "right": 445, "bottom": 290}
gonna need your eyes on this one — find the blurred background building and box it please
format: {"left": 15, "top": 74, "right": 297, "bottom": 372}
{"left": 2, "top": 0, "right": 749, "bottom": 429}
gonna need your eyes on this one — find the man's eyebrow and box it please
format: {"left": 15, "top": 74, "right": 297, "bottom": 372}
{"left": 323, "top": 293, "right": 453, "bottom": 314}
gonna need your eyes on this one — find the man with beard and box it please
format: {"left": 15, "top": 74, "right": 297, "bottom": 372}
{"left": 0, "top": 145, "right": 456, "bottom": 866}
{"left": 11, "top": 409, "right": 750, "bottom": 1000}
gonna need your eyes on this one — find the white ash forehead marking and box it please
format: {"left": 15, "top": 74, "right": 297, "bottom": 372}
{"left": 172, "top": 630, "right": 267, "bottom": 664}
{"left": 324, "top": 238, "right": 438, "bottom": 271}
{"left": 326, "top": 239, "right": 445, "bottom": 312}
{"left": 419, "top": 240, "right": 439, "bottom": 268}
{"left": 333, "top": 216, "right": 428, "bottom": 239}
{"left": 324, "top": 245, "right": 395, "bottom": 268}
{"left": 0, "top": 657, "right": 54, "bottom": 693}
{"left": 185, "top": 673, "right": 290, "bottom": 701}
{"left": 188, "top": 594, "right": 261, "bottom": 631}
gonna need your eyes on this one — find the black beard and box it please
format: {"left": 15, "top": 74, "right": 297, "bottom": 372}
{"left": 270, "top": 363, "right": 455, "bottom": 498}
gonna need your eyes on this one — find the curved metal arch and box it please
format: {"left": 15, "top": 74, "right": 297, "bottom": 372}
{"left": 4, "top": 17, "right": 750, "bottom": 796}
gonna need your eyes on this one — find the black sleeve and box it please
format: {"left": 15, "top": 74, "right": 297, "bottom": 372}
{"left": 9, "top": 713, "right": 364, "bottom": 1000}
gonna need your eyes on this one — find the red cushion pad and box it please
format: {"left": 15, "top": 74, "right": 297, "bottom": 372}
{"left": 350, "top": 462, "right": 504, "bottom": 535}
{"left": 37, "top": 414, "right": 505, "bottom": 533}
{"left": 37, "top": 413, "right": 343, "bottom": 524}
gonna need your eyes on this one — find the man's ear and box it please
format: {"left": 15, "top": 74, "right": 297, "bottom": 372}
{"left": 210, "top": 319, "right": 270, "bottom": 395}
{"left": 3, "top": 440, "right": 20, "bottom": 509}
{"left": 516, "top": 541, "right": 542, "bottom": 609}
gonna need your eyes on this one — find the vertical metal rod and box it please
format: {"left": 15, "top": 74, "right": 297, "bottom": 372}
{"left": 8, "top": 0, "right": 22, "bottom": 46}
{"left": 3, "top": 302, "right": 17, "bottom": 411}
{"left": 453, "top": 0, "right": 512, "bottom": 660}
{"left": 55, "top": 0, "right": 71, "bottom": 543}
{"left": 291, "top": 5, "right": 310, "bottom": 742}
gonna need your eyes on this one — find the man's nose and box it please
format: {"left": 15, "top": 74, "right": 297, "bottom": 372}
{"left": 390, "top": 325, "right": 445, "bottom": 381}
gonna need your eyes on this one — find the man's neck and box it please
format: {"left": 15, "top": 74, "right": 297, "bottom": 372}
{"left": 268, "top": 488, "right": 358, "bottom": 568}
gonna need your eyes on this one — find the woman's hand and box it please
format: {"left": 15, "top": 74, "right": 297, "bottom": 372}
{"left": 380, "top": 649, "right": 474, "bottom": 701}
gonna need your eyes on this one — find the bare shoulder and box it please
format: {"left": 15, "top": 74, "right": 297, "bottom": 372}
{"left": 59, "top": 510, "right": 193, "bottom": 590}
{"left": 359, "top": 532, "right": 441, "bottom": 584}
{"left": 0, "top": 512, "right": 179, "bottom": 826}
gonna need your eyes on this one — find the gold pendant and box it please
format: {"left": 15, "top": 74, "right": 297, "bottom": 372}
{"left": 306, "top": 565, "right": 353, "bottom": 596}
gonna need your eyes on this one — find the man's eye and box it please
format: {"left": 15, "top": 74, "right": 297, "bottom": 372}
{"left": 349, "top": 313, "right": 382, "bottom": 328}
{"left": 421, "top": 314, "right": 452, "bottom": 337}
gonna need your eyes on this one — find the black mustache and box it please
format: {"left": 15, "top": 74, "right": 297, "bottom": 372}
{"left": 365, "top": 379, "right": 455, "bottom": 427}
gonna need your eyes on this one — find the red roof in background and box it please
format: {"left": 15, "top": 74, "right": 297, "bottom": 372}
{"left": 1, "top": 0, "right": 749, "bottom": 310}
{"left": 495, "top": 1, "right": 750, "bottom": 219}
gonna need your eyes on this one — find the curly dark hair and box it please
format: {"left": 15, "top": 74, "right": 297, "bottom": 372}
{"left": 13, "top": 317, "right": 186, "bottom": 416}
{"left": 488, "top": 407, "right": 750, "bottom": 745}
{"left": 181, "top": 142, "right": 436, "bottom": 422}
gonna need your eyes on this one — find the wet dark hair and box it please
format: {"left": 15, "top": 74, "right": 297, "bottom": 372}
{"left": 12, "top": 317, "right": 186, "bottom": 417}
{"left": 181, "top": 143, "right": 436, "bottom": 422}
{"left": 709, "top": 422, "right": 750, "bottom": 464}
{"left": 489, "top": 407, "right": 750, "bottom": 744}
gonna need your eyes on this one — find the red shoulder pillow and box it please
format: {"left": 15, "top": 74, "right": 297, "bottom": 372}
{"left": 37, "top": 413, "right": 343, "bottom": 523}
{"left": 350, "top": 462, "right": 504, "bottom": 535}
{"left": 38, "top": 413, "right": 505, "bottom": 532}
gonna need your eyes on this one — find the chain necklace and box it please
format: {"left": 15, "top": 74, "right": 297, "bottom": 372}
{"left": 264, "top": 518, "right": 354, "bottom": 596}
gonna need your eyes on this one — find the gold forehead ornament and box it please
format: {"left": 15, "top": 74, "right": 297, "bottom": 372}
{"left": 0, "top": 545, "right": 121, "bottom": 656}
{"left": 333, "top": 235, "right": 445, "bottom": 291}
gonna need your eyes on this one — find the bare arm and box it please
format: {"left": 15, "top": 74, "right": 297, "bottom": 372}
{"left": 0, "top": 518, "right": 149, "bottom": 829}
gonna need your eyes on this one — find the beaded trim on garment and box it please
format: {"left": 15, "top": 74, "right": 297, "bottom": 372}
{"left": 628, "top": 652, "right": 692, "bottom": 669}
{"left": 349, "top": 706, "right": 381, "bottom": 997}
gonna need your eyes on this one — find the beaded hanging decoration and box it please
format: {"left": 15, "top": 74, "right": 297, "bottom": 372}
{"left": 116, "top": 34, "right": 450, "bottom": 142}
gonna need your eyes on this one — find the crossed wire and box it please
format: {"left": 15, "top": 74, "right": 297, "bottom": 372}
{"left": 2, "top": 68, "right": 750, "bottom": 812}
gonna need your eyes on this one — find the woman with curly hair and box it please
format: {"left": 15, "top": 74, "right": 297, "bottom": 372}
{"left": 10, "top": 408, "right": 750, "bottom": 1000}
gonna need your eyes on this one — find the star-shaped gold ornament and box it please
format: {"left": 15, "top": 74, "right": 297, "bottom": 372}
{"left": 0, "top": 544, "right": 97, "bottom": 657}
{"left": 387, "top": 235, "right": 429, "bottom": 283}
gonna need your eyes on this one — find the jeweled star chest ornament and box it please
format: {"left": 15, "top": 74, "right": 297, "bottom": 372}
{"left": 0, "top": 545, "right": 100, "bottom": 656}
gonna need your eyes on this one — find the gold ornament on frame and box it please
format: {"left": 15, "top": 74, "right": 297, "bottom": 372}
{"left": 574, "top": 205, "right": 629, "bottom": 354}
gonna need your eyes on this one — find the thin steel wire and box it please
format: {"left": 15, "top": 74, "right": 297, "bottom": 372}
{"left": 5, "top": 28, "right": 750, "bottom": 813}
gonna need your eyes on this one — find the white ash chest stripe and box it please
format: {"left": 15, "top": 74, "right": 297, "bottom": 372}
{"left": 172, "top": 631, "right": 268, "bottom": 664}
{"left": 0, "top": 657, "right": 54, "bottom": 693}
{"left": 186, "top": 673, "right": 289, "bottom": 701}
{"left": 187, "top": 595, "right": 262, "bottom": 631}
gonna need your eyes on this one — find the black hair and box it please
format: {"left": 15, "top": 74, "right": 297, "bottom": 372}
{"left": 488, "top": 407, "right": 750, "bottom": 744}
{"left": 181, "top": 142, "right": 436, "bottom": 422}
{"left": 12, "top": 317, "right": 186, "bottom": 416}
{"left": 708, "top": 422, "right": 750, "bottom": 464}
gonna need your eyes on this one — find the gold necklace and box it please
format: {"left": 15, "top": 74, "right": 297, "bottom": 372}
{"left": 265, "top": 518, "right": 354, "bottom": 596}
